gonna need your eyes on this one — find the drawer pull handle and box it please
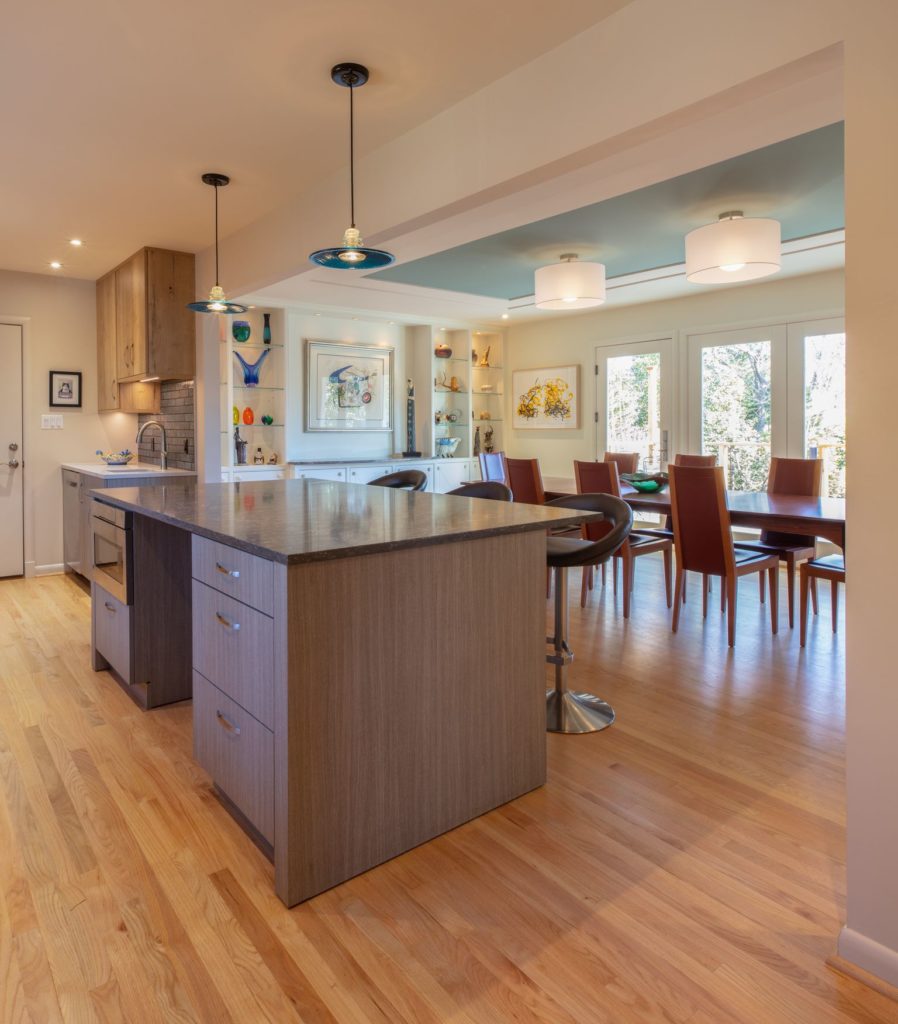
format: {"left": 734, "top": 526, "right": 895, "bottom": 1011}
{"left": 216, "top": 710, "right": 241, "bottom": 736}
{"left": 215, "top": 612, "right": 241, "bottom": 631}
{"left": 215, "top": 562, "right": 240, "bottom": 579}
{"left": 104, "top": 602, "right": 116, "bottom": 613}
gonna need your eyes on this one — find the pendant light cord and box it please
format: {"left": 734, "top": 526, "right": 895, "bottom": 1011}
{"left": 349, "top": 79, "right": 356, "bottom": 229}
{"left": 214, "top": 182, "right": 220, "bottom": 287}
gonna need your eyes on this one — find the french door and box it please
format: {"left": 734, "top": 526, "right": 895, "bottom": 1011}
{"left": 595, "top": 338, "right": 673, "bottom": 471}
{"left": 687, "top": 317, "right": 845, "bottom": 494}
{"left": 0, "top": 323, "right": 24, "bottom": 577}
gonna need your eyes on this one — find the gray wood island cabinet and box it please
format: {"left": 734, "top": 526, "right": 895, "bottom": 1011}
{"left": 89, "top": 479, "right": 595, "bottom": 906}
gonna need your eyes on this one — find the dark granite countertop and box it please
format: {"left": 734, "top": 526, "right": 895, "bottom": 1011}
{"left": 90, "top": 479, "right": 598, "bottom": 565}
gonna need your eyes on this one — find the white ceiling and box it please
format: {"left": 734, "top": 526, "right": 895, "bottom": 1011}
{"left": 0, "top": 0, "right": 629, "bottom": 280}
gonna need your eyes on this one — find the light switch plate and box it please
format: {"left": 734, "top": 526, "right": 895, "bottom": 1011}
{"left": 41, "top": 414, "right": 63, "bottom": 429}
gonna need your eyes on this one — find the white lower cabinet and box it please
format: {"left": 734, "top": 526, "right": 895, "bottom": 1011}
{"left": 293, "top": 467, "right": 348, "bottom": 482}
{"left": 347, "top": 465, "right": 392, "bottom": 485}
{"left": 433, "top": 460, "right": 473, "bottom": 493}
{"left": 287, "top": 459, "right": 472, "bottom": 491}
{"left": 231, "top": 468, "right": 286, "bottom": 482}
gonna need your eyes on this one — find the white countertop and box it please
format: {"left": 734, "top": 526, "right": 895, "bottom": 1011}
{"left": 62, "top": 462, "right": 197, "bottom": 479}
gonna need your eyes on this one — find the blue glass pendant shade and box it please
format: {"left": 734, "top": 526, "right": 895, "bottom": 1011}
{"left": 309, "top": 245, "right": 395, "bottom": 270}
{"left": 188, "top": 297, "right": 248, "bottom": 314}
{"left": 233, "top": 348, "right": 270, "bottom": 387}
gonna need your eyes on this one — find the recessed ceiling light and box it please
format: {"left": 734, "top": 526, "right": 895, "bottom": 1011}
{"left": 501, "top": 313, "right": 509, "bottom": 320}
{"left": 49, "top": 261, "right": 63, "bottom": 269}
{"left": 314, "top": 312, "right": 322, "bottom": 317}
{"left": 69, "top": 239, "right": 83, "bottom": 247}
{"left": 352, "top": 317, "right": 359, "bottom": 321}
{"left": 388, "top": 321, "right": 395, "bottom": 325}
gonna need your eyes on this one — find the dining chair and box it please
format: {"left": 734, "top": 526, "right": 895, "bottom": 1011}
{"left": 735, "top": 457, "right": 823, "bottom": 628}
{"left": 574, "top": 460, "right": 672, "bottom": 617}
{"left": 799, "top": 553, "right": 845, "bottom": 647}
{"left": 669, "top": 464, "right": 779, "bottom": 647}
{"left": 603, "top": 451, "right": 640, "bottom": 474}
{"left": 478, "top": 451, "right": 508, "bottom": 484}
{"left": 505, "top": 458, "right": 546, "bottom": 504}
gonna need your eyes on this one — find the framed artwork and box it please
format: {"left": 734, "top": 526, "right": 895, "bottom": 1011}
{"left": 306, "top": 341, "right": 393, "bottom": 432}
{"left": 49, "top": 370, "right": 82, "bottom": 408}
{"left": 512, "top": 365, "right": 579, "bottom": 429}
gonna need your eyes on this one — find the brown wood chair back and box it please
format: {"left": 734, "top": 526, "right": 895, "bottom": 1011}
{"left": 603, "top": 451, "right": 640, "bottom": 473}
{"left": 478, "top": 451, "right": 508, "bottom": 483}
{"left": 668, "top": 465, "right": 735, "bottom": 578}
{"left": 573, "top": 460, "right": 621, "bottom": 541}
{"left": 505, "top": 458, "right": 546, "bottom": 504}
{"left": 674, "top": 453, "right": 717, "bottom": 467}
{"left": 762, "top": 457, "right": 823, "bottom": 547}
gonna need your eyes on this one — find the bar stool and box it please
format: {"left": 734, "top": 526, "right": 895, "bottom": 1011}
{"left": 368, "top": 470, "right": 427, "bottom": 491}
{"left": 446, "top": 481, "right": 512, "bottom": 500}
{"left": 543, "top": 494, "right": 632, "bottom": 734}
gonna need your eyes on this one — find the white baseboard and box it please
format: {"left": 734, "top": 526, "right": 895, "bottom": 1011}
{"left": 26, "top": 562, "right": 65, "bottom": 578}
{"left": 838, "top": 926, "right": 898, "bottom": 990}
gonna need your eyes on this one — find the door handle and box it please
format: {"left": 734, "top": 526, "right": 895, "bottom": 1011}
{"left": 8, "top": 460, "right": 19, "bottom": 468}
{"left": 8, "top": 442, "right": 18, "bottom": 451}
{"left": 104, "top": 601, "right": 116, "bottom": 613}
{"left": 215, "top": 612, "right": 241, "bottom": 632}
{"left": 215, "top": 710, "right": 241, "bottom": 736}
{"left": 215, "top": 562, "right": 241, "bottom": 579}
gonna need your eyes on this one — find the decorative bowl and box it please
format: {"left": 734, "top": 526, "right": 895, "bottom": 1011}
{"left": 96, "top": 449, "right": 134, "bottom": 466}
{"left": 434, "top": 344, "right": 452, "bottom": 359}
{"left": 621, "top": 471, "right": 669, "bottom": 493}
{"left": 435, "top": 437, "right": 462, "bottom": 458}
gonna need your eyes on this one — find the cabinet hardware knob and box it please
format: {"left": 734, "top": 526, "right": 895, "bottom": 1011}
{"left": 215, "top": 562, "right": 240, "bottom": 579}
{"left": 215, "top": 710, "right": 241, "bottom": 736}
{"left": 215, "top": 612, "right": 241, "bottom": 631}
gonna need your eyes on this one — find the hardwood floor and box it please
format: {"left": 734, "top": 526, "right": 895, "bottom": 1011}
{"left": 0, "top": 566, "right": 895, "bottom": 1023}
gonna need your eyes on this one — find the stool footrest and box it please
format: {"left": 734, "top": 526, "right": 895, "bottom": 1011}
{"left": 546, "top": 690, "right": 615, "bottom": 734}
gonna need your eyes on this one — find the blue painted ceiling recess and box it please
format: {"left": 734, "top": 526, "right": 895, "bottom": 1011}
{"left": 371, "top": 122, "right": 844, "bottom": 300}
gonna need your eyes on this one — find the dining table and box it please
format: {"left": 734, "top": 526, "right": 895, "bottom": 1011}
{"left": 541, "top": 476, "right": 846, "bottom": 550}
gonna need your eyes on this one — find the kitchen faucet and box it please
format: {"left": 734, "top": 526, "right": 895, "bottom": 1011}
{"left": 136, "top": 420, "right": 168, "bottom": 470}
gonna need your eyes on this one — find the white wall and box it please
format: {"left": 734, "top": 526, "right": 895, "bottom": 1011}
{"left": 285, "top": 313, "right": 405, "bottom": 462}
{"left": 504, "top": 269, "right": 844, "bottom": 475}
{"left": 0, "top": 270, "right": 135, "bottom": 573}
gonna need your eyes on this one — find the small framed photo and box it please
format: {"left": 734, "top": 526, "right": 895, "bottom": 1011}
{"left": 49, "top": 370, "right": 82, "bottom": 408}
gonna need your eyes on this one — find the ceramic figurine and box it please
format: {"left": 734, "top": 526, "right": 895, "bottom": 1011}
{"left": 473, "top": 426, "right": 481, "bottom": 456}
{"left": 253, "top": 447, "right": 264, "bottom": 464}
{"left": 267, "top": 452, "right": 279, "bottom": 465}
{"left": 478, "top": 346, "right": 491, "bottom": 367}
{"left": 484, "top": 425, "right": 495, "bottom": 453}
{"left": 234, "top": 427, "right": 248, "bottom": 465}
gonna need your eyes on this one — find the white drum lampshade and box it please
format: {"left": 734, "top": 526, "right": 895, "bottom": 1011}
{"left": 685, "top": 212, "right": 781, "bottom": 284}
{"left": 534, "top": 254, "right": 606, "bottom": 310}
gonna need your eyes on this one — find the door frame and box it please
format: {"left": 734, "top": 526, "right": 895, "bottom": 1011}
{"left": 595, "top": 335, "right": 674, "bottom": 468}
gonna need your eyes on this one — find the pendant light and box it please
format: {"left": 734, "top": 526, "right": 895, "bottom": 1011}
{"left": 534, "top": 253, "right": 606, "bottom": 310}
{"left": 309, "top": 63, "right": 395, "bottom": 270}
{"left": 685, "top": 211, "right": 781, "bottom": 284}
{"left": 188, "top": 173, "right": 247, "bottom": 314}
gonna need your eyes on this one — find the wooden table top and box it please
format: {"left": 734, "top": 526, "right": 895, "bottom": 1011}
{"left": 541, "top": 476, "right": 847, "bottom": 548}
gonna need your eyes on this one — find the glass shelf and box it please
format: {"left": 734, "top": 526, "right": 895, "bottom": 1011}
{"left": 228, "top": 342, "right": 284, "bottom": 351}
{"left": 233, "top": 385, "right": 284, "bottom": 392}
{"left": 473, "top": 417, "right": 503, "bottom": 422}
{"left": 472, "top": 364, "right": 502, "bottom": 370}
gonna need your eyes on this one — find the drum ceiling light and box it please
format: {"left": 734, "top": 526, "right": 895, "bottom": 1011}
{"left": 685, "top": 211, "right": 781, "bottom": 284}
{"left": 309, "top": 63, "right": 395, "bottom": 271}
{"left": 534, "top": 253, "right": 606, "bottom": 310}
{"left": 187, "top": 173, "right": 247, "bottom": 315}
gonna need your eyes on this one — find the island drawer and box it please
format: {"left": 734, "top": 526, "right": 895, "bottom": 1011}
{"left": 193, "top": 672, "right": 273, "bottom": 844}
{"left": 192, "top": 581, "right": 274, "bottom": 727}
{"left": 94, "top": 583, "right": 131, "bottom": 684}
{"left": 191, "top": 536, "right": 275, "bottom": 615}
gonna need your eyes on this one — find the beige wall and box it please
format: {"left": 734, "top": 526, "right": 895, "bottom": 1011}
{"left": 504, "top": 269, "right": 844, "bottom": 475}
{"left": 0, "top": 270, "right": 135, "bottom": 572}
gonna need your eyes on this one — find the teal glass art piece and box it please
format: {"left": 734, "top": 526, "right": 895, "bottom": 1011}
{"left": 261, "top": 414, "right": 274, "bottom": 425}
{"left": 233, "top": 348, "right": 270, "bottom": 387}
{"left": 263, "top": 313, "right": 272, "bottom": 344}
{"left": 232, "top": 320, "right": 251, "bottom": 343}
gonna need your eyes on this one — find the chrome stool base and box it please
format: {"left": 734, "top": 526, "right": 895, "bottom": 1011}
{"left": 546, "top": 689, "right": 615, "bottom": 734}
{"left": 546, "top": 564, "right": 615, "bottom": 734}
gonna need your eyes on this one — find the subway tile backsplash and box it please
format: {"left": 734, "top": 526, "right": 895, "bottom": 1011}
{"left": 137, "top": 381, "right": 195, "bottom": 470}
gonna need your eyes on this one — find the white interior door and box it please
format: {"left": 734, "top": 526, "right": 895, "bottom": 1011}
{"left": 0, "top": 324, "right": 24, "bottom": 577}
{"left": 595, "top": 338, "right": 673, "bottom": 470}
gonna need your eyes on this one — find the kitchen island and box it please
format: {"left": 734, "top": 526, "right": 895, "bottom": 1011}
{"left": 90, "top": 479, "right": 595, "bottom": 906}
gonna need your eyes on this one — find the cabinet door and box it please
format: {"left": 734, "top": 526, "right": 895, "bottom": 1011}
{"left": 96, "top": 272, "right": 119, "bottom": 411}
{"left": 347, "top": 465, "right": 391, "bottom": 485}
{"left": 145, "top": 248, "right": 196, "bottom": 380}
{"left": 115, "top": 250, "right": 147, "bottom": 380}
{"left": 294, "top": 467, "right": 348, "bottom": 482}
{"left": 433, "top": 460, "right": 470, "bottom": 493}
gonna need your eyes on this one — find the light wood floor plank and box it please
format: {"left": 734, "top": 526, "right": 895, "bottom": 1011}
{"left": 0, "top": 567, "right": 896, "bottom": 1024}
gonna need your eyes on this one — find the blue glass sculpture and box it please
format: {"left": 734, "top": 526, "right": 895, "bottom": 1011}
{"left": 234, "top": 348, "right": 270, "bottom": 387}
{"left": 232, "top": 320, "right": 251, "bottom": 343}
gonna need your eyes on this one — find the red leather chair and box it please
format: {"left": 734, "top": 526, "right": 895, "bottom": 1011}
{"left": 603, "top": 451, "right": 640, "bottom": 474}
{"left": 800, "top": 554, "right": 845, "bottom": 646}
{"left": 669, "top": 465, "right": 779, "bottom": 647}
{"left": 505, "top": 458, "right": 546, "bottom": 504}
{"left": 574, "top": 460, "right": 672, "bottom": 618}
{"left": 736, "top": 457, "right": 823, "bottom": 628}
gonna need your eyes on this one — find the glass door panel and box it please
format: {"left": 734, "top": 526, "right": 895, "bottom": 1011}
{"left": 804, "top": 332, "right": 845, "bottom": 497}
{"left": 596, "top": 338, "right": 672, "bottom": 472}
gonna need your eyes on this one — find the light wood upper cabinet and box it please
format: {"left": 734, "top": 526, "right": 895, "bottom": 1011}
{"left": 98, "top": 247, "right": 195, "bottom": 404}
{"left": 96, "top": 271, "right": 119, "bottom": 411}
